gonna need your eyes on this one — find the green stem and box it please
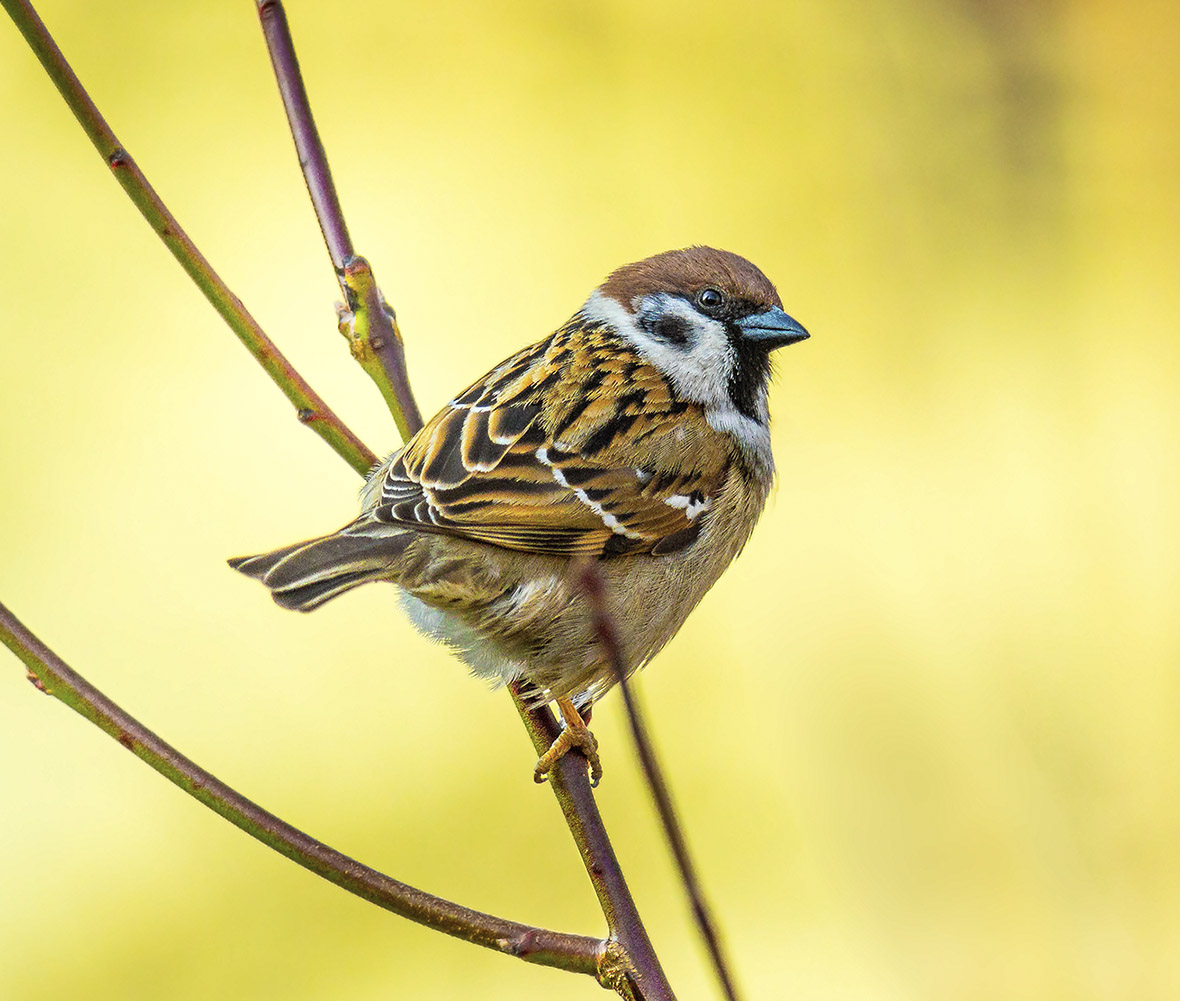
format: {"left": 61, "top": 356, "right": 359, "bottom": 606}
{"left": 339, "top": 256, "right": 424, "bottom": 441}
{"left": 2, "top": 0, "right": 376, "bottom": 475}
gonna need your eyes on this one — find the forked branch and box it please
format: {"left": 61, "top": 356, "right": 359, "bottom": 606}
{"left": 253, "top": 5, "right": 675, "bottom": 996}
{"left": 0, "top": 0, "right": 376, "bottom": 476}
{"left": 2, "top": 0, "right": 678, "bottom": 997}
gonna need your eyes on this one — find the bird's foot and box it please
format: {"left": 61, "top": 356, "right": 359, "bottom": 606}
{"left": 534, "top": 697, "right": 602, "bottom": 787}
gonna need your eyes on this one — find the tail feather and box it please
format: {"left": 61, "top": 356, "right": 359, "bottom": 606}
{"left": 227, "top": 540, "right": 310, "bottom": 579}
{"left": 268, "top": 565, "right": 393, "bottom": 612}
{"left": 228, "top": 526, "right": 410, "bottom": 612}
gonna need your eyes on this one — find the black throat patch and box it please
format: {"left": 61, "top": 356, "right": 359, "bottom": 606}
{"left": 726, "top": 324, "right": 773, "bottom": 421}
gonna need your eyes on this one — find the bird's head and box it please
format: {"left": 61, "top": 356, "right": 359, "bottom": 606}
{"left": 581, "top": 246, "right": 808, "bottom": 429}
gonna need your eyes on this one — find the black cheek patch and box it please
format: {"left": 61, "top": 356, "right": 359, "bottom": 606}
{"left": 640, "top": 310, "right": 691, "bottom": 347}
{"left": 653, "top": 314, "right": 690, "bottom": 346}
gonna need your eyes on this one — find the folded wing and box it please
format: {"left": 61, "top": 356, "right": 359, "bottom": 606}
{"left": 369, "top": 325, "right": 726, "bottom": 557}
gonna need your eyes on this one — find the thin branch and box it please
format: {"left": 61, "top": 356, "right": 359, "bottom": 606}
{"left": 512, "top": 684, "right": 678, "bottom": 1001}
{"left": 256, "top": 0, "right": 424, "bottom": 441}
{"left": 337, "top": 257, "right": 424, "bottom": 439}
{"left": 256, "top": 7, "right": 675, "bottom": 996}
{"left": 255, "top": 0, "right": 352, "bottom": 271}
{"left": 1, "top": 0, "right": 376, "bottom": 476}
{"left": 0, "top": 600, "right": 605, "bottom": 978}
{"left": 577, "top": 564, "right": 744, "bottom": 1001}
{"left": 8, "top": 3, "right": 681, "bottom": 997}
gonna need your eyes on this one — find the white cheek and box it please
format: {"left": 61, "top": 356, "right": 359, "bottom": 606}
{"left": 580, "top": 290, "right": 735, "bottom": 409}
{"left": 580, "top": 288, "right": 775, "bottom": 474}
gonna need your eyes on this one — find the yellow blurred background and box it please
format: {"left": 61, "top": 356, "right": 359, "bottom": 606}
{"left": 2, "top": 1, "right": 1178, "bottom": 998}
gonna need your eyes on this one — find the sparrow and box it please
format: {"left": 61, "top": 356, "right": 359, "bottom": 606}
{"left": 230, "top": 246, "right": 808, "bottom": 784}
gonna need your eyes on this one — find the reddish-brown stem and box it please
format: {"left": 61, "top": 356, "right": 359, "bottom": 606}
{"left": 256, "top": 4, "right": 675, "bottom": 995}
{"left": 6, "top": 1, "right": 688, "bottom": 995}
{"left": 578, "top": 564, "right": 743, "bottom": 1001}
{"left": 512, "top": 684, "right": 678, "bottom": 1000}
{"left": 256, "top": 0, "right": 423, "bottom": 441}
{"left": 0, "top": 600, "right": 605, "bottom": 977}
{"left": 0, "top": 0, "right": 376, "bottom": 476}
{"left": 255, "top": 0, "right": 353, "bottom": 271}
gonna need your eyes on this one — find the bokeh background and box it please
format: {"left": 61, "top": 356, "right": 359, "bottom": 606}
{"left": 2, "top": 1, "right": 1178, "bottom": 998}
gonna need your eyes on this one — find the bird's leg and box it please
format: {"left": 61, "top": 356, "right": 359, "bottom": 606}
{"left": 534, "top": 697, "right": 602, "bottom": 787}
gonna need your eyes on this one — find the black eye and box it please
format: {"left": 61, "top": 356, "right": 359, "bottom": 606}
{"left": 697, "top": 288, "right": 725, "bottom": 312}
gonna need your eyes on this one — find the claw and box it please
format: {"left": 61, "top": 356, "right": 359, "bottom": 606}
{"left": 534, "top": 697, "right": 602, "bottom": 786}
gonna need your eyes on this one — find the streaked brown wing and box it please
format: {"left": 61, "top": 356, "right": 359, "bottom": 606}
{"left": 368, "top": 320, "right": 726, "bottom": 557}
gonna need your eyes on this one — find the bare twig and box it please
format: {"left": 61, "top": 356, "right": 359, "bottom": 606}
{"left": 1, "top": 0, "right": 376, "bottom": 476}
{"left": 256, "top": 0, "right": 423, "bottom": 441}
{"left": 338, "top": 257, "right": 424, "bottom": 438}
{"left": 255, "top": 0, "right": 352, "bottom": 271}
{"left": 512, "top": 684, "right": 677, "bottom": 1001}
{"left": 577, "top": 563, "right": 744, "bottom": 1001}
{"left": 6, "top": 2, "right": 684, "bottom": 996}
{"left": 0, "top": 600, "right": 606, "bottom": 977}
{"left": 256, "top": 6, "right": 675, "bottom": 996}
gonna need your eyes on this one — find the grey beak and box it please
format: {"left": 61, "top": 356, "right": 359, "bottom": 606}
{"left": 737, "top": 307, "right": 810, "bottom": 349}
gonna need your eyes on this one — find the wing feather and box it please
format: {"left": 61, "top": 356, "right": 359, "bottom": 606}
{"left": 367, "top": 319, "right": 729, "bottom": 557}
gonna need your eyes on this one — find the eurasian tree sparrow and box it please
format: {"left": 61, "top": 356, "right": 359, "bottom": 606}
{"left": 231, "top": 246, "right": 808, "bottom": 783}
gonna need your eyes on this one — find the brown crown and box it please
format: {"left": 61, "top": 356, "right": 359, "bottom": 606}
{"left": 599, "top": 246, "right": 782, "bottom": 312}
